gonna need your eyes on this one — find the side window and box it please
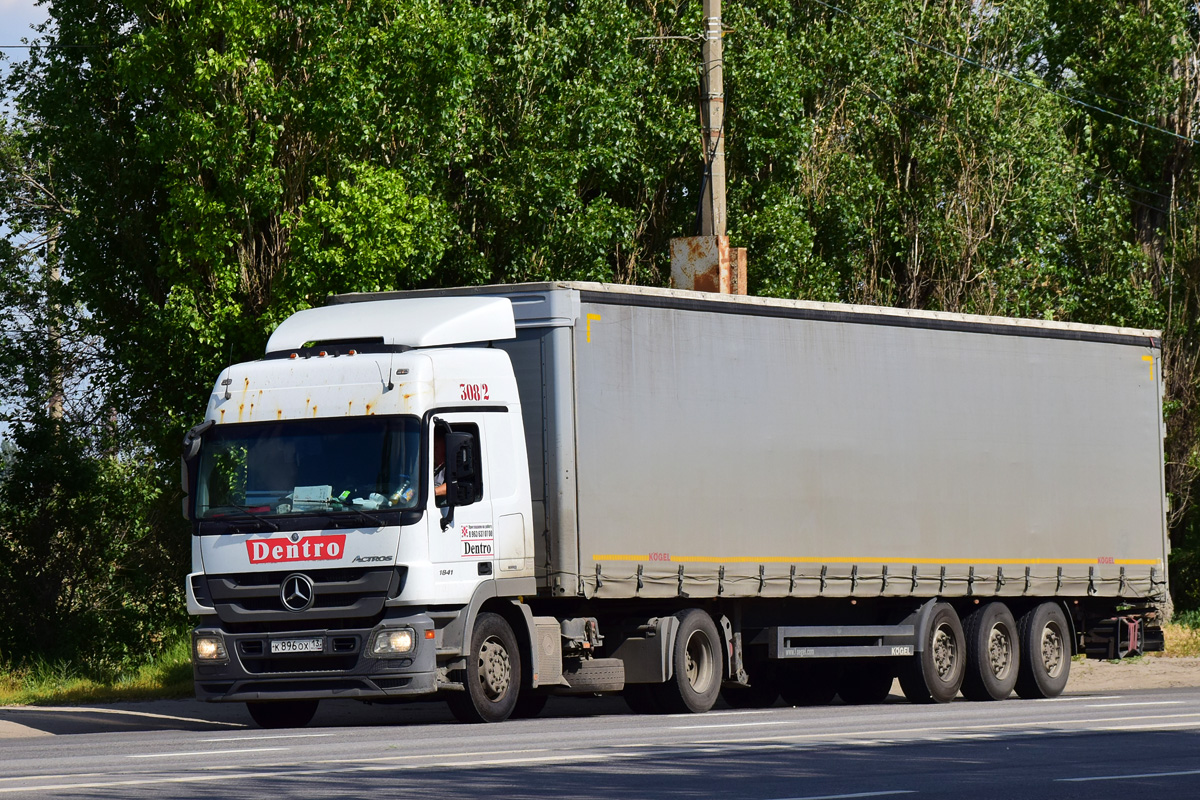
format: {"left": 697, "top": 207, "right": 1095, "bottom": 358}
{"left": 434, "top": 421, "right": 483, "bottom": 507}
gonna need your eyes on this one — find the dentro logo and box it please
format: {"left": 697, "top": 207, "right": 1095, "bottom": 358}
{"left": 246, "top": 535, "right": 347, "bottom": 565}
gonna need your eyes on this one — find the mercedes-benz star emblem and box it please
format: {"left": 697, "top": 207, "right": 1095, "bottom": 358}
{"left": 280, "top": 573, "right": 315, "bottom": 612}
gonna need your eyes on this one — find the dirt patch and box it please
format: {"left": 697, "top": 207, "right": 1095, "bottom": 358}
{"left": 1067, "top": 656, "right": 1200, "bottom": 692}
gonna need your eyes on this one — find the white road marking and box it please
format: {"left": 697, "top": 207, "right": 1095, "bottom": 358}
{"left": 666, "top": 709, "right": 783, "bottom": 719}
{"left": 688, "top": 712, "right": 1200, "bottom": 745}
{"left": 1091, "top": 721, "right": 1200, "bottom": 732}
{"left": 0, "top": 774, "right": 105, "bottom": 783}
{"left": 0, "top": 752, "right": 617, "bottom": 794}
{"left": 1037, "top": 695, "right": 1121, "bottom": 702}
{"left": 0, "top": 706, "right": 245, "bottom": 728}
{"left": 309, "top": 748, "right": 549, "bottom": 765}
{"left": 197, "top": 733, "right": 336, "bottom": 742}
{"left": 127, "top": 747, "right": 289, "bottom": 759}
{"left": 760, "top": 792, "right": 916, "bottom": 800}
{"left": 1058, "top": 768, "right": 1200, "bottom": 783}
{"left": 1083, "top": 701, "right": 1183, "bottom": 708}
{"left": 672, "top": 719, "right": 814, "bottom": 730}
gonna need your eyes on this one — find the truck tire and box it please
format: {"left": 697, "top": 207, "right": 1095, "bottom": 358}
{"left": 246, "top": 700, "right": 318, "bottom": 729}
{"left": 655, "top": 609, "right": 722, "bottom": 714}
{"left": 899, "top": 602, "right": 965, "bottom": 704}
{"left": 961, "top": 602, "right": 1020, "bottom": 701}
{"left": 447, "top": 612, "right": 522, "bottom": 723}
{"left": 1015, "top": 603, "right": 1070, "bottom": 699}
{"left": 837, "top": 660, "right": 895, "bottom": 705}
{"left": 721, "top": 662, "right": 780, "bottom": 709}
{"left": 777, "top": 660, "right": 838, "bottom": 706}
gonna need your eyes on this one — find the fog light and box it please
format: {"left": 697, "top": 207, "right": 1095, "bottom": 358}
{"left": 372, "top": 628, "right": 415, "bottom": 655}
{"left": 195, "top": 636, "right": 228, "bottom": 661}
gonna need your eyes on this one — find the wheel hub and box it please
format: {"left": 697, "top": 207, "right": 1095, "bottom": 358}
{"left": 987, "top": 624, "right": 1013, "bottom": 679}
{"left": 478, "top": 636, "right": 511, "bottom": 700}
{"left": 932, "top": 624, "right": 957, "bottom": 680}
{"left": 1040, "top": 624, "right": 1064, "bottom": 678}
{"left": 684, "top": 631, "right": 715, "bottom": 692}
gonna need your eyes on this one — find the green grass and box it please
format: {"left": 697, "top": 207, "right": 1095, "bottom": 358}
{"left": 0, "top": 638, "right": 194, "bottom": 706}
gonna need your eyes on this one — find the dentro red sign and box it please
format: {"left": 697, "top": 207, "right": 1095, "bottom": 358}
{"left": 246, "top": 535, "right": 347, "bottom": 565}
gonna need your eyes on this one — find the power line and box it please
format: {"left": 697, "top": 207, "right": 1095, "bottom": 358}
{"left": 805, "top": 0, "right": 1200, "bottom": 147}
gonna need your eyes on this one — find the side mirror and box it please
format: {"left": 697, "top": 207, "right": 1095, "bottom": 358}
{"left": 181, "top": 420, "right": 213, "bottom": 520}
{"left": 182, "top": 419, "right": 214, "bottom": 462}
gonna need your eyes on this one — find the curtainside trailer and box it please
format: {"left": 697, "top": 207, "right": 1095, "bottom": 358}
{"left": 181, "top": 283, "right": 1167, "bottom": 726}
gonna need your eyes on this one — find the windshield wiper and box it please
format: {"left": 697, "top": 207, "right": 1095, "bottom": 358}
{"left": 328, "top": 501, "right": 386, "bottom": 528}
{"left": 298, "top": 499, "right": 386, "bottom": 528}
{"left": 203, "top": 504, "right": 280, "bottom": 531}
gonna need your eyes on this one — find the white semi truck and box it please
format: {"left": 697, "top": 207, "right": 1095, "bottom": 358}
{"left": 182, "top": 283, "right": 1168, "bottom": 727}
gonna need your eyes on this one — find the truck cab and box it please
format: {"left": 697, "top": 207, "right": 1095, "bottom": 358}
{"left": 182, "top": 296, "right": 535, "bottom": 727}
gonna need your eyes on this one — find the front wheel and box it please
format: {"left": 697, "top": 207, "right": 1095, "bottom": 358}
{"left": 246, "top": 700, "right": 319, "bottom": 729}
{"left": 655, "top": 609, "right": 722, "bottom": 714}
{"left": 447, "top": 612, "right": 522, "bottom": 723}
{"left": 1015, "top": 603, "right": 1070, "bottom": 699}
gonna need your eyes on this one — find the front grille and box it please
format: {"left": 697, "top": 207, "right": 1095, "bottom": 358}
{"left": 197, "top": 567, "right": 405, "bottom": 631}
{"left": 242, "top": 654, "right": 361, "bottom": 674}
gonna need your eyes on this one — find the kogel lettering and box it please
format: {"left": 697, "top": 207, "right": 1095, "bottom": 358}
{"left": 247, "top": 535, "right": 346, "bottom": 565}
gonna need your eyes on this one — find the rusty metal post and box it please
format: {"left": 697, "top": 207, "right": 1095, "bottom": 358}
{"left": 670, "top": 236, "right": 746, "bottom": 295}
{"left": 699, "top": 0, "right": 725, "bottom": 237}
{"left": 669, "top": 0, "right": 747, "bottom": 295}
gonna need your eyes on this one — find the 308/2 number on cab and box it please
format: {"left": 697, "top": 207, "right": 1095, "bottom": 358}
{"left": 460, "top": 383, "right": 489, "bottom": 401}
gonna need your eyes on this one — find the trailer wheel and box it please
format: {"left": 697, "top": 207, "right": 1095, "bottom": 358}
{"left": 961, "top": 602, "right": 1020, "bottom": 701}
{"left": 721, "top": 662, "right": 780, "bottom": 709}
{"left": 246, "top": 700, "right": 318, "bottom": 729}
{"left": 899, "top": 603, "right": 965, "bottom": 704}
{"left": 447, "top": 612, "right": 522, "bottom": 723}
{"left": 1015, "top": 603, "right": 1070, "bottom": 699}
{"left": 777, "top": 660, "right": 838, "bottom": 706}
{"left": 656, "top": 609, "right": 721, "bottom": 714}
{"left": 837, "top": 660, "right": 895, "bottom": 705}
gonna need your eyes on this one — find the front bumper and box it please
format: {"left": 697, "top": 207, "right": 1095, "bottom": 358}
{"left": 193, "top": 612, "right": 438, "bottom": 703}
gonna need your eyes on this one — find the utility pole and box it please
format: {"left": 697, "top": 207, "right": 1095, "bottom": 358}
{"left": 669, "top": 0, "right": 746, "bottom": 294}
{"left": 699, "top": 0, "right": 726, "bottom": 237}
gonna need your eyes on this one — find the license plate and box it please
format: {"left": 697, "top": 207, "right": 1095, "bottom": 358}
{"left": 270, "top": 637, "right": 324, "bottom": 654}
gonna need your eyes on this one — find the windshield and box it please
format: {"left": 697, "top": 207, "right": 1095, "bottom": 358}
{"left": 194, "top": 416, "right": 421, "bottom": 521}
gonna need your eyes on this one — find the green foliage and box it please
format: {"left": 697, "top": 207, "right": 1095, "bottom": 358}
{"left": 0, "top": 420, "right": 186, "bottom": 671}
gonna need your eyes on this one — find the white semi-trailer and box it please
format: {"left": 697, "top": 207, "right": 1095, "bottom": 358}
{"left": 182, "top": 283, "right": 1168, "bottom": 727}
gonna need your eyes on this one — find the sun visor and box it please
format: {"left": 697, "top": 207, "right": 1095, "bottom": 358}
{"left": 265, "top": 296, "right": 516, "bottom": 354}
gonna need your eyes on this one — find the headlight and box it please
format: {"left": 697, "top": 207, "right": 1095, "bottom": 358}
{"left": 372, "top": 628, "right": 415, "bottom": 655}
{"left": 194, "top": 636, "right": 228, "bottom": 661}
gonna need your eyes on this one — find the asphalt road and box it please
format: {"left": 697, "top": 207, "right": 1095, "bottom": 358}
{"left": 2, "top": 687, "right": 1199, "bottom": 799}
